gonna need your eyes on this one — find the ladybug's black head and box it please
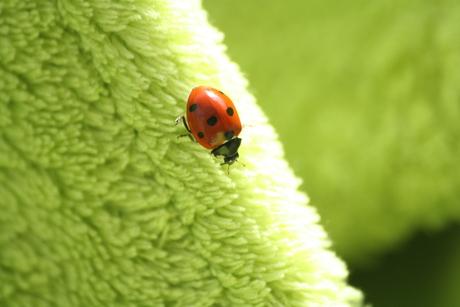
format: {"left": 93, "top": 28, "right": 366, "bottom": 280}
{"left": 211, "top": 137, "right": 242, "bottom": 166}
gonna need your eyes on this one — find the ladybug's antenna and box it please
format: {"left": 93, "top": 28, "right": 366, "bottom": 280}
{"left": 236, "top": 160, "right": 246, "bottom": 167}
{"left": 223, "top": 159, "right": 245, "bottom": 174}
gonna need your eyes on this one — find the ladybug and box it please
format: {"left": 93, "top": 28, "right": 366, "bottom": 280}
{"left": 175, "top": 86, "right": 243, "bottom": 167}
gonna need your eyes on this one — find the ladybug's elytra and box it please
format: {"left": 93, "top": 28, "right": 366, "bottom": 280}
{"left": 175, "top": 86, "right": 243, "bottom": 167}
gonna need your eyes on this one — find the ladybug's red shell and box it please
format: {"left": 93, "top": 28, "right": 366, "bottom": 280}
{"left": 186, "top": 86, "right": 242, "bottom": 150}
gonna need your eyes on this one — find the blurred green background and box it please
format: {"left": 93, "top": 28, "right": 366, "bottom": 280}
{"left": 203, "top": 1, "right": 460, "bottom": 307}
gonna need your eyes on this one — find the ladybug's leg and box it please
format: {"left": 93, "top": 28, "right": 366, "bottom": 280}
{"left": 177, "top": 133, "right": 197, "bottom": 143}
{"left": 174, "top": 115, "right": 197, "bottom": 143}
{"left": 174, "top": 115, "right": 191, "bottom": 132}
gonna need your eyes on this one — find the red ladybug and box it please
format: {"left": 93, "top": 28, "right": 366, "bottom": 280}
{"left": 175, "top": 86, "right": 243, "bottom": 167}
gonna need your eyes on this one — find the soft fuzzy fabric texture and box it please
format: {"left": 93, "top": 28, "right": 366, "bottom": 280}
{"left": 0, "top": 1, "right": 363, "bottom": 306}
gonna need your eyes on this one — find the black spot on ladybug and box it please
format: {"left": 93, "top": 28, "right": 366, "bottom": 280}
{"left": 219, "top": 90, "right": 225, "bottom": 95}
{"left": 226, "top": 107, "right": 234, "bottom": 116}
{"left": 224, "top": 131, "right": 234, "bottom": 140}
{"left": 189, "top": 103, "right": 198, "bottom": 112}
{"left": 198, "top": 132, "right": 205, "bottom": 139}
{"left": 207, "top": 116, "right": 217, "bottom": 126}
